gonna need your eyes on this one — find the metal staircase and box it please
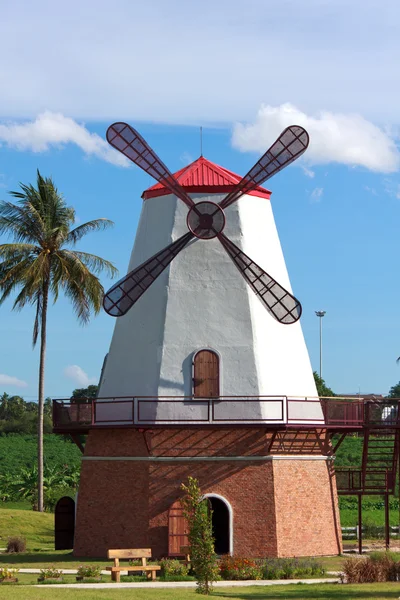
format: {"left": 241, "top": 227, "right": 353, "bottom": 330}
{"left": 360, "top": 402, "right": 400, "bottom": 494}
{"left": 361, "top": 431, "right": 398, "bottom": 493}
{"left": 334, "top": 400, "right": 400, "bottom": 495}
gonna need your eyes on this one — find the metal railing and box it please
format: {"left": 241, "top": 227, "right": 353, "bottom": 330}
{"left": 336, "top": 467, "right": 395, "bottom": 494}
{"left": 52, "top": 396, "right": 400, "bottom": 431}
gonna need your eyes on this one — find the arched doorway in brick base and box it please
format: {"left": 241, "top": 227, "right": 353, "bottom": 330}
{"left": 55, "top": 496, "right": 75, "bottom": 550}
{"left": 204, "top": 494, "right": 232, "bottom": 555}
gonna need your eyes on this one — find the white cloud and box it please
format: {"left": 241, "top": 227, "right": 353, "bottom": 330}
{"left": 64, "top": 365, "right": 97, "bottom": 387}
{"left": 0, "top": 112, "right": 129, "bottom": 167}
{"left": 310, "top": 187, "right": 324, "bottom": 203}
{"left": 232, "top": 103, "right": 400, "bottom": 174}
{"left": 302, "top": 166, "right": 315, "bottom": 178}
{"left": 0, "top": 374, "right": 28, "bottom": 388}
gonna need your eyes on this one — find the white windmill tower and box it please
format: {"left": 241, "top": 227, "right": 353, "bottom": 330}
{"left": 97, "top": 123, "right": 322, "bottom": 424}
{"left": 73, "top": 123, "right": 341, "bottom": 560}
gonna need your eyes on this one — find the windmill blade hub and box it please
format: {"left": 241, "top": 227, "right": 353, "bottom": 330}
{"left": 187, "top": 201, "right": 225, "bottom": 240}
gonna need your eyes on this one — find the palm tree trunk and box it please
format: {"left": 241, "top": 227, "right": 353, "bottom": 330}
{"left": 37, "top": 281, "right": 49, "bottom": 512}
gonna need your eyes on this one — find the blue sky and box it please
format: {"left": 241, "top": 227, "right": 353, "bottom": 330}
{"left": 1, "top": 0, "right": 400, "bottom": 398}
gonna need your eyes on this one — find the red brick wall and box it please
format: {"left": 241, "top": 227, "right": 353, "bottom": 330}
{"left": 273, "top": 459, "right": 342, "bottom": 557}
{"left": 73, "top": 428, "right": 341, "bottom": 558}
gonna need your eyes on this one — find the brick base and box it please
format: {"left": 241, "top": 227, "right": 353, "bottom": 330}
{"left": 73, "top": 428, "right": 342, "bottom": 557}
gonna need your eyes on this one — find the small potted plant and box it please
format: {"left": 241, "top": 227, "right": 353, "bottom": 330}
{"left": 0, "top": 567, "right": 19, "bottom": 583}
{"left": 38, "top": 567, "right": 63, "bottom": 583}
{"left": 76, "top": 564, "right": 102, "bottom": 582}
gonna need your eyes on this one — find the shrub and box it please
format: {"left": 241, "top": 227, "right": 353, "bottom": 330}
{"left": 76, "top": 565, "right": 102, "bottom": 578}
{"left": 160, "top": 559, "right": 189, "bottom": 577}
{"left": 219, "top": 556, "right": 262, "bottom": 580}
{"left": 39, "top": 567, "right": 63, "bottom": 581}
{"left": 0, "top": 567, "right": 19, "bottom": 580}
{"left": 6, "top": 537, "right": 26, "bottom": 553}
{"left": 181, "top": 477, "right": 219, "bottom": 594}
{"left": 262, "top": 557, "right": 325, "bottom": 580}
{"left": 342, "top": 553, "right": 400, "bottom": 583}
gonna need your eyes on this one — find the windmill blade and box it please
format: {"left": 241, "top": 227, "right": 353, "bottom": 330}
{"left": 107, "top": 122, "right": 195, "bottom": 209}
{"left": 220, "top": 126, "right": 309, "bottom": 209}
{"left": 218, "top": 233, "right": 302, "bottom": 324}
{"left": 103, "top": 232, "right": 194, "bottom": 317}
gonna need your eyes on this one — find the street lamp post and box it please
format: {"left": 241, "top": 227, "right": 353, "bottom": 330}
{"left": 315, "top": 311, "right": 326, "bottom": 379}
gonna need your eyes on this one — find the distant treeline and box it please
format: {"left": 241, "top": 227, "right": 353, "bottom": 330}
{"left": 0, "top": 385, "right": 98, "bottom": 435}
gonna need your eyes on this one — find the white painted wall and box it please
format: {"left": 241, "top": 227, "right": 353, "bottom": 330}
{"left": 99, "top": 190, "right": 321, "bottom": 424}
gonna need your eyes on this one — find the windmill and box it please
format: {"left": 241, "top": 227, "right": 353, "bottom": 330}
{"left": 103, "top": 123, "right": 309, "bottom": 324}
{"left": 70, "top": 122, "right": 343, "bottom": 561}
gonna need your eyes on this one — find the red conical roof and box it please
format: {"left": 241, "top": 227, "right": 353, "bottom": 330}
{"left": 142, "top": 156, "right": 271, "bottom": 200}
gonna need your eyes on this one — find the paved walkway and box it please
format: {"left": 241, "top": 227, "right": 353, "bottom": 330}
{"left": 30, "top": 578, "right": 340, "bottom": 589}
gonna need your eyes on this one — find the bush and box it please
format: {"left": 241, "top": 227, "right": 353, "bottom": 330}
{"left": 160, "top": 558, "right": 189, "bottom": 577}
{"left": 77, "top": 565, "right": 102, "bottom": 578}
{"left": 262, "top": 557, "right": 325, "bottom": 580}
{"left": 219, "top": 557, "right": 262, "bottom": 580}
{"left": 38, "top": 567, "right": 63, "bottom": 581}
{"left": 342, "top": 553, "right": 400, "bottom": 583}
{"left": 180, "top": 477, "right": 219, "bottom": 594}
{"left": 6, "top": 536, "right": 26, "bottom": 553}
{"left": 0, "top": 567, "right": 19, "bottom": 580}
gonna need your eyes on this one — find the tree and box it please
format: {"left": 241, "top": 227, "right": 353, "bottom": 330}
{"left": 313, "top": 372, "right": 335, "bottom": 397}
{"left": 71, "top": 384, "right": 98, "bottom": 399}
{"left": 0, "top": 171, "right": 117, "bottom": 511}
{"left": 180, "top": 477, "right": 218, "bottom": 595}
{"left": 388, "top": 381, "right": 400, "bottom": 398}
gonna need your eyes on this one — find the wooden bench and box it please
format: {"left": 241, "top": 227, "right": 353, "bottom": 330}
{"left": 106, "top": 548, "right": 161, "bottom": 582}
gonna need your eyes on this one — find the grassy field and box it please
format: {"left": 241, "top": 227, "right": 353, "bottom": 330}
{"left": 0, "top": 583, "right": 400, "bottom": 600}
{"left": 0, "top": 550, "right": 110, "bottom": 569}
{"left": 340, "top": 508, "right": 399, "bottom": 527}
{"left": 0, "top": 506, "right": 54, "bottom": 550}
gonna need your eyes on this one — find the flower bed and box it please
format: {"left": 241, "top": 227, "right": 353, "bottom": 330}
{"left": 76, "top": 564, "right": 102, "bottom": 582}
{"left": 0, "top": 567, "right": 19, "bottom": 584}
{"left": 218, "top": 556, "right": 326, "bottom": 581}
{"left": 38, "top": 567, "right": 63, "bottom": 583}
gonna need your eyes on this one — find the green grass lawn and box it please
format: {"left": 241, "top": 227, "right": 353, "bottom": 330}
{"left": 340, "top": 508, "right": 399, "bottom": 527}
{"left": 0, "top": 550, "right": 110, "bottom": 569}
{"left": 0, "top": 506, "right": 54, "bottom": 550}
{"left": 0, "top": 583, "right": 399, "bottom": 600}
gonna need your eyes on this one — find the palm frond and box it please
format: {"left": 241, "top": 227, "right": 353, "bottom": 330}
{"left": 65, "top": 218, "right": 115, "bottom": 245}
{"left": 0, "top": 243, "right": 39, "bottom": 260}
{"left": 68, "top": 250, "right": 118, "bottom": 278}
{"left": 0, "top": 202, "right": 45, "bottom": 244}
{"left": 0, "top": 257, "right": 37, "bottom": 304}
{"left": 53, "top": 250, "right": 106, "bottom": 323}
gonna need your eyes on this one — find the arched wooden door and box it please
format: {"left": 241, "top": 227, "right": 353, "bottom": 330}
{"left": 193, "top": 350, "right": 220, "bottom": 398}
{"left": 168, "top": 500, "right": 189, "bottom": 556}
{"left": 55, "top": 496, "right": 75, "bottom": 550}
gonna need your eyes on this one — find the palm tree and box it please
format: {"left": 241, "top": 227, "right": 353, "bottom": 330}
{"left": 0, "top": 170, "right": 117, "bottom": 511}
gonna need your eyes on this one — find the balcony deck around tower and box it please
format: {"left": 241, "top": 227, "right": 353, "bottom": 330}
{"left": 52, "top": 396, "right": 400, "bottom": 433}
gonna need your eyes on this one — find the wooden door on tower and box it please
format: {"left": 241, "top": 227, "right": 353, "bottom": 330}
{"left": 168, "top": 500, "right": 189, "bottom": 556}
{"left": 193, "top": 350, "right": 220, "bottom": 398}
